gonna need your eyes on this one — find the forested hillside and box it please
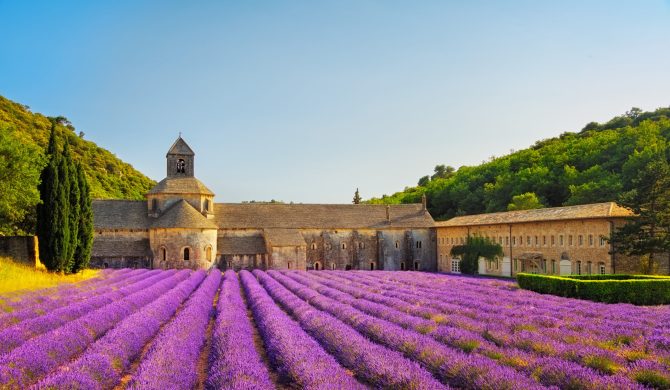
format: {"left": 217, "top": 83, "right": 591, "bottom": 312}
{"left": 367, "top": 107, "right": 670, "bottom": 220}
{"left": 0, "top": 95, "right": 155, "bottom": 235}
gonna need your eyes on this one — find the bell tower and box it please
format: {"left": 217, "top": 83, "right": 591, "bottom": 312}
{"left": 166, "top": 136, "right": 195, "bottom": 178}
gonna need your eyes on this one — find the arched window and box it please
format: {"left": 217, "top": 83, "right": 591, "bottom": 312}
{"left": 414, "top": 261, "right": 419, "bottom": 271}
{"left": 314, "top": 262, "right": 321, "bottom": 271}
{"left": 183, "top": 247, "right": 190, "bottom": 261}
{"left": 161, "top": 247, "right": 167, "bottom": 261}
{"left": 341, "top": 243, "right": 346, "bottom": 250}
{"left": 370, "top": 262, "right": 375, "bottom": 270}
{"left": 177, "top": 159, "right": 186, "bottom": 173}
{"left": 287, "top": 261, "right": 292, "bottom": 269}
{"left": 311, "top": 243, "right": 317, "bottom": 250}
{"left": 400, "top": 262, "right": 405, "bottom": 271}
{"left": 395, "top": 241, "right": 399, "bottom": 249}
{"left": 205, "top": 246, "right": 212, "bottom": 261}
{"left": 331, "top": 263, "right": 336, "bottom": 270}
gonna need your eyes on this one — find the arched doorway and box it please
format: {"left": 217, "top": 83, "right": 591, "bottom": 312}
{"left": 414, "top": 261, "right": 419, "bottom": 271}
{"left": 314, "top": 262, "right": 321, "bottom": 270}
{"left": 370, "top": 262, "right": 375, "bottom": 270}
{"left": 400, "top": 262, "right": 405, "bottom": 271}
{"left": 345, "top": 264, "right": 352, "bottom": 271}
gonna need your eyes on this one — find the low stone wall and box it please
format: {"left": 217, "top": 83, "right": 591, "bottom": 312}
{"left": 0, "top": 236, "right": 39, "bottom": 267}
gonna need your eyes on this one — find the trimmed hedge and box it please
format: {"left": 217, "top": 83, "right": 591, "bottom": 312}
{"left": 516, "top": 273, "right": 670, "bottom": 305}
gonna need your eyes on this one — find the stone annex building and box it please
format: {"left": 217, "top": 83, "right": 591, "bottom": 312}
{"left": 91, "top": 137, "right": 437, "bottom": 271}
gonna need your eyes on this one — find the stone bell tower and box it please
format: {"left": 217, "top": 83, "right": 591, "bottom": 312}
{"left": 166, "top": 136, "right": 195, "bottom": 178}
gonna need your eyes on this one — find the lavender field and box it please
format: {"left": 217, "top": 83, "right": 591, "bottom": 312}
{"left": 0, "top": 269, "right": 669, "bottom": 389}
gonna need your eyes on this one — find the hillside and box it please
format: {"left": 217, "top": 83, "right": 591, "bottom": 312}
{"left": 367, "top": 107, "right": 670, "bottom": 220}
{"left": 0, "top": 95, "right": 155, "bottom": 235}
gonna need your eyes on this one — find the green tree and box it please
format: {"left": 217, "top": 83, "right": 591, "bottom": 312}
{"left": 450, "top": 235, "right": 503, "bottom": 274}
{"left": 0, "top": 125, "right": 44, "bottom": 235}
{"left": 610, "top": 145, "right": 670, "bottom": 274}
{"left": 72, "top": 163, "right": 93, "bottom": 272}
{"left": 36, "top": 125, "right": 60, "bottom": 270}
{"left": 418, "top": 175, "right": 431, "bottom": 187}
{"left": 63, "top": 140, "right": 80, "bottom": 272}
{"left": 507, "top": 192, "right": 544, "bottom": 211}
{"left": 431, "top": 164, "right": 455, "bottom": 180}
{"left": 352, "top": 188, "right": 362, "bottom": 204}
{"left": 54, "top": 136, "right": 71, "bottom": 272}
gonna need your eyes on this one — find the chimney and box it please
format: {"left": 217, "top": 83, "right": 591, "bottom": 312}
{"left": 421, "top": 194, "right": 427, "bottom": 211}
{"left": 386, "top": 205, "right": 391, "bottom": 222}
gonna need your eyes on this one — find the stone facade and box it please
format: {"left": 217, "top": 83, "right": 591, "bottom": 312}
{"left": 436, "top": 203, "right": 668, "bottom": 276}
{"left": 91, "top": 137, "right": 437, "bottom": 271}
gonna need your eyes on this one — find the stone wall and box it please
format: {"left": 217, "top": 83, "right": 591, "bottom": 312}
{"left": 0, "top": 236, "right": 39, "bottom": 266}
{"left": 150, "top": 227, "right": 217, "bottom": 270}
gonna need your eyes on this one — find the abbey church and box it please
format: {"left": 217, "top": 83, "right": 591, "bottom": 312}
{"left": 91, "top": 137, "right": 437, "bottom": 271}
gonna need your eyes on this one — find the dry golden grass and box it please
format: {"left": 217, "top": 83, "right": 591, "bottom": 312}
{"left": 0, "top": 256, "right": 99, "bottom": 295}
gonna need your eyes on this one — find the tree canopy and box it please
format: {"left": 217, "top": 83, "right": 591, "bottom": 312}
{"left": 450, "top": 236, "right": 503, "bottom": 275}
{"left": 0, "top": 95, "right": 155, "bottom": 235}
{"left": 366, "top": 107, "right": 670, "bottom": 221}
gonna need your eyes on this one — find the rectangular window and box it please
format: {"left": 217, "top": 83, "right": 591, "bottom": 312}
{"left": 578, "top": 235, "right": 583, "bottom": 246}
{"left": 599, "top": 263, "right": 606, "bottom": 275}
{"left": 551, "top": 260, "right": 556, "bottom": 274}
{"left": 587, "top": 261, "right": 592, "bottom": 274}
{"left": 588, "top": 234, "right": 593, "bottom": 246}
{"left": 499, "top": 236, "right": 503, "bottom": 245}
{"left": 577, "top": 261, "right": 581, "bottom": 275}
{"left": 512, "top": 236, "right": 516, "bottom": 246}
{"left": 506, "top": 236, "right": 509, "bottom": 245}
{"left": 526, "top": 236, "right": 531, "bottom": 245}
{"left": 559, "top": 235, "right": 564, "bottom": 246}
{"left": 451, "top": 259, "right": 461, "bottom": 273}
{"left": 543, "top": 236, "right": 546, "bottom": 246}
{"left": 569, "top": 235, "right": 573, "bottom": 246}
{"left": 551, "top": 235, "right": 555, "bottom": 246}
{"left": 600, "top": 237, "right": 606, "bottom": 246}
{"left": 535, "top": 236, "right": 539, "bottom": 246}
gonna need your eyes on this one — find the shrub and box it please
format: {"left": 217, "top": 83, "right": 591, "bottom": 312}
{"left": 516, "top": 273, "right": 670, "bottom": 305}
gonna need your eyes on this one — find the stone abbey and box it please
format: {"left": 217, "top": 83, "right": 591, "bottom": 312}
{"left": 89, "top": 137, "right": 662, "bottom": 275}
{"left": 91, "top": 137, "right": 437, "bottom": 271}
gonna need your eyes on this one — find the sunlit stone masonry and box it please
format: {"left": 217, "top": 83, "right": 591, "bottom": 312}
{"left": 91, "top": 137, "right": 437, "bottom": 271}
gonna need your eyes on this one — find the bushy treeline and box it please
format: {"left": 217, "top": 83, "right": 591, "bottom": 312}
{"left": 367, "top": 107, "right": 670, "bottom": 220}
{"left": 0, "top": 95, "right": 156, "bottom": 235}
{"left": 36, "top": 125, "right": 94, "bottom": 273}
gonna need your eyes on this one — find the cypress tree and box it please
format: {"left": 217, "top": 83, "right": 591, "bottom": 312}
{"left": 72, "top": 163, "right": 93, "bottom": 273}
{"left": 63, "top": 140, "right": 80, "bottom": 272}
{"left": 36, "top": 124, "right": 59, "bottom": 271}
{"left": 53, "top": 143, "right": 71, "bottom": 272}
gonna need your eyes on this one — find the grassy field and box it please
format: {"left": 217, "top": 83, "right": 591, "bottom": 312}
{"left": 0, "top": 257, "right": 99, "bottom": 295}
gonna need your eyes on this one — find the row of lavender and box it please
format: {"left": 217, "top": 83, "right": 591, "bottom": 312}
{"left": 265, "top": 270, "right": 670, "bottom": 389}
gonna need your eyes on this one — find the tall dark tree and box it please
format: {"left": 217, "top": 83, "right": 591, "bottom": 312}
{"left": 63, "top": 140, "right": 80, "bottom": 272}
{"left": 353, "top": 188, "right": 362, "bottom": 204}
{"left": 36, "top": 124, "right": 60, "bottom": 270}
{"left": 72, "top": 163, "right": 93, "bottom": 272}
{"left": 53, "top": 137, "right": 71, "bottom": 272}
{"left": 450, "top": 235, "right": 503, "bottom": 275}
{"left": 610, "top": 145, "right": 670, "bottom": 274}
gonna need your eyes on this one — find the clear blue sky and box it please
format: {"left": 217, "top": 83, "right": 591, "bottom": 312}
{"left": 1, "top": 1, "right": 669, "bottom": 203}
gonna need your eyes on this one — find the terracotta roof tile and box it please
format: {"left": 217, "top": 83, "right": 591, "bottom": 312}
{"left": 263, "top": 228, "right": 306, "bottom": 247}
{"left": 147, "top": 177, "right": 214, "bottom": 195}
{"left": 213, "top": 203, "right": 434, "bottom": 229}
{"left": 93, "top": 200, "right": 150, "bottom": 230}
{"left": 435, "top": 202, "right": 633, "bottom": 227}
{"left": 151, "top": 199, "right": 218, "bottom": 229}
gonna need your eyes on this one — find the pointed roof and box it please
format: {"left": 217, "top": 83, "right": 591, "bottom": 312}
{"left": 151, "top": 199, "right": 218, "bottom": 229}
{"left": 166, "top": 136, "right": 195, "bottom": 156}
